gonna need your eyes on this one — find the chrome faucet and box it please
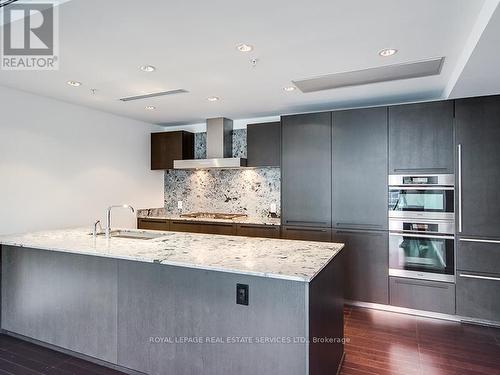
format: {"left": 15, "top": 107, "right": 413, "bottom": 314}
{"left": 93, "top": 220, "right": 103, "bottom": 237}
{"left": 106, "top": 204, "right": 135, "bottom": 238}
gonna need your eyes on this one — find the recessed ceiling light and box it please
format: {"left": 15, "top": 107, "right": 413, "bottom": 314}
{"left": 207, "top": 96, "right": 220, "bottom": 102}
{"left": 67, "top": 80, "right": 82, "bottom": 87}
{"left": 140, "top": 65, "right": 156, "bottom": 72}
{"left": 236, "top": 43, "right": 253, "bottom": 53}
{"left": 379, "top": 48, "right": 398, "bottom": 57}
{"left": 283, "top": 86, "right": 296, "bottom": 92}
{"left": 145, "top": 105, "right": 156, "bottom": 110}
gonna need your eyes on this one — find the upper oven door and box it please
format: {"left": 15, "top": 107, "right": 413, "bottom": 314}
{"left": 388, "top": 188, "right": 454, "bottom": 220}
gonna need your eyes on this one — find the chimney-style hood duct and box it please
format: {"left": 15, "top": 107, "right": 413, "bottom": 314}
{"left": 173, "top": 118, "right": 247, "bottom": 169}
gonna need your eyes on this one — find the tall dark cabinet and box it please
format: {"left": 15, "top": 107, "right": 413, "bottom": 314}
{"left": 331, "top": 107, "right": 389, "bottom": 304}
{"left": 388, "top": 101, "right": 454, "bottom": 174}
{"left": 455, "top": 95, "right": 500, "bottom": 323}
{"left": 281, "top": 112, "right": 332, "bottom": 228}
{"left": 332, "top": 107, "right": 388, "bottom": 230}
{"left": 455, "top": 96, "right": 500, "bottom": 239}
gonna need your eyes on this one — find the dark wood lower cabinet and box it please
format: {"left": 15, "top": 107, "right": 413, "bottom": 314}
{"left": 137, "top": 218, "right": 169, "bottom": 231}
{"left": 138, "top": 219, "right": 282, "bottom": 238}
{"left": 332, "top": 230, "right": 388, "bottom": 304}
{"left": 457, "top": 239, "right": 500, "bottom": 275}
{"left": 456, "top": 271, "right": 500, "bottom": 322}
{"left": 389, "top": 277, "right": 455, "bottom": 315}
{"left": 236, "top": 224, "right": 280, "bottom": 238}
{"left": 169, "top": 220, "right": 236, "bottom": 235}
{"left": 280, "top": 226, "right": 331, "bottom": 242}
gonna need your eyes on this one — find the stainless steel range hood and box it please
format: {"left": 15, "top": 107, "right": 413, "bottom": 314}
{"left": 173, "top": 117, "right": 247, "bottom": 169}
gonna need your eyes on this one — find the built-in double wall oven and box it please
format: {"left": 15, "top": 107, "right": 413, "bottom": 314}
{"left": 388, "top": 174, "right": 455, "bottom": 283}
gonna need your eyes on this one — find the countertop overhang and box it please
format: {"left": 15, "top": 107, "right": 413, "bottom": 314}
{"left": 0, "top": 228, "right": 344, "bottom": 282}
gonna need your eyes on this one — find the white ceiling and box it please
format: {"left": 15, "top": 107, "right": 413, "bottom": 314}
{"left": 448, "top": 2, "right": 500, "bottom": 98}
{"left": 0, "top": 0, "right": 498, "bottom": 126}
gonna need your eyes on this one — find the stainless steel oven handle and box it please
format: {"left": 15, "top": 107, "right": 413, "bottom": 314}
{"left": 459, "top": 273, "right": 500, "bottom": 282}
{"left": 457, "top": 144, "right": 463, "bottom": 233}
{"left": 389, "top": 232, "right": 455, "bottom": 240}
{"left": 388, "top": 186, "right": 454, "bottom": 190}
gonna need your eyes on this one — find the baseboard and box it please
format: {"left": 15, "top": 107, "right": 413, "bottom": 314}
{"left": 1, "top": 330, "right": 146, "bottom": 375}
{"left": 345, "top": 300, "right": 500, "bottom": 327}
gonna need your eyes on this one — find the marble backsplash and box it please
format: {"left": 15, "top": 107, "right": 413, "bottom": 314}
{"left": 165, "top": 129, "right": 280, "bottom": 219}
{"left": 164, "top": 167, "right": 280, "bottom": 219}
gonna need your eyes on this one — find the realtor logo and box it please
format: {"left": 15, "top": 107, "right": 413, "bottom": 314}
{"left": 1, "top": 0, "right": 59, "bottom": 70}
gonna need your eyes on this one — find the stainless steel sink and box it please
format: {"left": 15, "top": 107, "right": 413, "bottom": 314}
{"left": 93, "top": 230, "right": 166, "bottom": 240}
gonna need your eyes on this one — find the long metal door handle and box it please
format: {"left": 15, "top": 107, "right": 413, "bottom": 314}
{"left": 239, "top": 225, "right": 278, "bottom": 230}
{"left": 457, "top": 144, "right": 463, "bottom": 233}
{"left": 460, "top": 238, "right": 500, "bottom": 244}
{"left": 336, "top": 223, "right": 382, "bottom": 228}
{"left": 285, "top": 228, "right": 327, "bottom": 233}
{"left": 459, "top": 273, "right": 500, "bottom": 282}
{"left": 285, "top": 220, "right": 327, "bottom": 225}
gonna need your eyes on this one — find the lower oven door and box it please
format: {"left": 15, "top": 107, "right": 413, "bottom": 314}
{"left": 389, "top": 232, "right": 455, "bottom": 282}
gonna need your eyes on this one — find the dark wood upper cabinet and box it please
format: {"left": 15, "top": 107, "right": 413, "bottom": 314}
{"left": 332, "top": 107, "right": 388, "bottom": 230}
{"left": 281, "top": 112, "right": 332, "bottom": 227}
{"left": 246, "top": 122, "right": 281, "bottom": 167}
{"left": 151, "top": 131, "right": 194, "bottom": 170}
{"left": 455, "top": 95, "right": 500, "bottom": 239}
{"left": 388, "top": 101, "right": 454, "bottom": 174}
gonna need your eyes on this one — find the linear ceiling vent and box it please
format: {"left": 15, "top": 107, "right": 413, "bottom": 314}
{"left": 119, "top": 89, "right": 188, "bottom": 102}
{"left": 0, "top": 0, "right": 19, "bottom": 8}
{"left": 293, "top": 57, "right": 445, "bottom": 93}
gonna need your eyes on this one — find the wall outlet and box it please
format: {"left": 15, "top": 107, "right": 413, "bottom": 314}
{"left": 177, "top": 201, "right": 183, "bottom": 210}
{"left": 269, "top": 203, "right": 277, "bottom": 213}
{"left": 236, "top": 284, "right": 249, "bottom": 306}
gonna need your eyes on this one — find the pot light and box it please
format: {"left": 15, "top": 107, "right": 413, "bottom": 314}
{"left": 67, "top": 80, "right": 82, "bottom": 87}
{"left": 207, "top": 96, "right": 220, "bottom": 102}
{"left": 283, "top": 86, "right": 296, "bottom": 92}
{"left": 140, "top": 65, "right": 156, "bottom": 72}
{"left": 145, "top": 105, "right": 156, "bottom": 110}
{"left": 379, "top": 48, "right": 397, "bottom": 57}
{"left": 236, "top": 43, "right": 253, "bottom": 53}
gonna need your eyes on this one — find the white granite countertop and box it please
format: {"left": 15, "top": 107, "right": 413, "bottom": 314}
{"left": 0, "top": 229, "right": 343, "bottom": 282}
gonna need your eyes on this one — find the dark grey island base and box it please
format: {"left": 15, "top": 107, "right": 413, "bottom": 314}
{"left": 1, "top": 242, "right": 344, "bottom": 375}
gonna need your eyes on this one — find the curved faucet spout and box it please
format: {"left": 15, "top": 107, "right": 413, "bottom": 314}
{"left": 106, "top": 204, "right": 135, "bottom": 238}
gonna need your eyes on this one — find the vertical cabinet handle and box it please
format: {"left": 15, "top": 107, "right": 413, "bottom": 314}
{"left": 457, "top": 144, "right": 463, "bottom": 233}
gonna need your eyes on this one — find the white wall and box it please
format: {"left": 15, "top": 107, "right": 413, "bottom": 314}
{"left": 162, "top": 115, "right": 281, "bottom": 133}
{"left": 0, "top": 85, "right": 164, "bottom": 235}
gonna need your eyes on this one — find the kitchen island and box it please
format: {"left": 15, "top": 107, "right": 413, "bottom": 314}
{"left": 0, "top": 229, "right": 345, "bottom": 375}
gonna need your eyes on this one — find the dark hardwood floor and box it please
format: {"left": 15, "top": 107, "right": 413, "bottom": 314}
{"left": 0, "top": 335, "right": 125, "bottom": 375}
{"left": 1, "top": 306, "right": 499, "bottom": 375}
{"left": 342, "top": 306, "right": 500, "bottom": 375}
